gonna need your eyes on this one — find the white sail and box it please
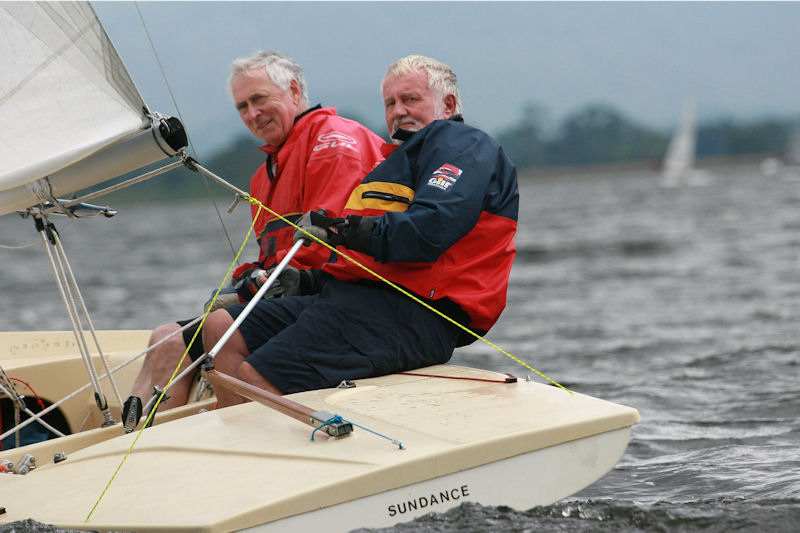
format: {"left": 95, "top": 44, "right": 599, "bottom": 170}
{"left": 660, "top": 98, "right": 710, "bottom": 187}
{"left": 0, "top": 2, "right": 185, "bottom": 216}
{"left": 662, "top": 100, "right": 695, "bottom": 180}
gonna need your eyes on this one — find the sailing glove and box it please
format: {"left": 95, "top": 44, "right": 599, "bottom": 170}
{"left": 235, "top": 266, "right": 305, "bottom": 301}
{"left": 293, "top": 209, "right": 374, "bottom": 254}
{"left": 204, "top": 265, "right": 314, "bottom": 313}
{"left": 231, "top": 262, "right": 262, "bottom": 285}
{"left": 293, "top": 209, "right": 339, "bottom": 246}
{"left": 203, "top": 286, "right": 240, "bottom": 313}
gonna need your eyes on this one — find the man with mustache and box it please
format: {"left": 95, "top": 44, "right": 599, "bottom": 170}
{"left": 203, "top": 55, "right": 519, "bottom": 406}
{"left": 129, "top": 50, "right": 384, "bottom": 411}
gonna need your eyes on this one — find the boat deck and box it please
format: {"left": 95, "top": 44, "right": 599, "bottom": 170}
{"left": 0, "top": 364, "right": 639, "bottom": 532}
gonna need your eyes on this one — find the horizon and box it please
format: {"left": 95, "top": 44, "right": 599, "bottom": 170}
{"left": 93, "top": 2, "right": 800, "bottom": 156}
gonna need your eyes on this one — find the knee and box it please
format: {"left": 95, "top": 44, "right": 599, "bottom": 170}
{"left": 144, "top": 323, "right": 185, "bottom": 365}
{"left": 237, "top": 360, "right": 259, "bottom": 382}
{"left": 202, "top": 310, "right": 234, "bottom": 346}
{"left": 149, "top": 323, "right": 180, "bottom": 346}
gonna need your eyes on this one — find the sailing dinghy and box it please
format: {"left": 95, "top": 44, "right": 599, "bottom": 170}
{"left": 1, "top": 2, "right": 640, "bottom": 531}
{"left": 659, "top": 98, "right": 711, "bottom": 187}
{"left": 1, "top": 361, "right": 638, "bottom": 532}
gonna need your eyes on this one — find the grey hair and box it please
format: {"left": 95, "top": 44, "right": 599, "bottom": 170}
{"left": 227, "top": 50, "right": 309, "bottom": 107}
{"left": 381, "top": 55, "right": 462, "bottom": 115}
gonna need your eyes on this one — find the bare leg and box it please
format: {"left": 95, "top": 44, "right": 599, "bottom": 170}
{"left": 130, "top": 323, "right": 195, "bottom": 411}
{"left": 202, "top": 309, "right": 283, "bottom": 408}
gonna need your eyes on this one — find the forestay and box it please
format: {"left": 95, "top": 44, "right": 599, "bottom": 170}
{"left": 0, "top": 2, "right": 184, "bottom": 216}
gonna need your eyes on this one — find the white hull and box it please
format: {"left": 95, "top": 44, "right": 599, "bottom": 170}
{"left": 0, "top": 332, "right": 639, "bottom": 532}
{"left": 250, "top": 426, "right": 632, "bottom": 532}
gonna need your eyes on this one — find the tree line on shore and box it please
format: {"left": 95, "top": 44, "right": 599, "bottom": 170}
{"left": 495, "top": 102, "right": 796, "bottom": 170}
{"left": 104, "top": 102, "right": 798, "bottom": 202}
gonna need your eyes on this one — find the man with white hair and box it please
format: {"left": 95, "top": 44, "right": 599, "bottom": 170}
{"left": 203, "top": 55, "right": 519, "bottom": 406}
{"left": 129, "top": 50, "right": 384, "bottom": 410}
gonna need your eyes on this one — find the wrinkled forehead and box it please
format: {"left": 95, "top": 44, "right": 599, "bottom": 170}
{"left": 232, "top": 68, "right": 281, "bottom": 99}
{"left": 382, "top": 68, "right": 431, "bottom": 97}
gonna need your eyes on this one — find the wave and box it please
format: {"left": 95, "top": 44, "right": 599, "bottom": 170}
{"left": 515, "top": 237, "right": 673, "bottom": 264}
{"left": 355, "top": 498, "right": 800, "bottom": 532}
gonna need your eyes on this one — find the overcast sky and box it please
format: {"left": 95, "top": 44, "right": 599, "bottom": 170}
{"left": 93, "top": 1, "right": 800, "bottom": 157}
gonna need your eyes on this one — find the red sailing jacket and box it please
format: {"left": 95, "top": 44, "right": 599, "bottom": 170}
{"left": 248, "top": 107, "right": 384, "bottom": 270}
{"left": 322, "top": 118, "right": 519, "bottom": 344}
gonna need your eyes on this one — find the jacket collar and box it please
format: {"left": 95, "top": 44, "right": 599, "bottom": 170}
{"left": 390, "top": 113, "right": 464, "bottom": 144}
{"left": 258, "top": 104, "right": 323, "bottom": 155}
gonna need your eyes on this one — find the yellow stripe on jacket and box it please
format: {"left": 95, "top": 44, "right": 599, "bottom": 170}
{"left": 345, "top": 182, "right": 415, "bottom": 212}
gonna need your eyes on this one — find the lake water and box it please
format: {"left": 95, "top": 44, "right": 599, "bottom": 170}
{"left": 1, "top": 164, "right": 799, "bottom": 532}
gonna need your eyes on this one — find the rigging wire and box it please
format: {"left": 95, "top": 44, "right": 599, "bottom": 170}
{"left": 132, "top": 1, "right": 240, "bottom": 263}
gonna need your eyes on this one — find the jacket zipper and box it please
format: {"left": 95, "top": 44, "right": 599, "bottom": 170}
{"left": 361, "top": 191, "right": 410, "bottom": 204}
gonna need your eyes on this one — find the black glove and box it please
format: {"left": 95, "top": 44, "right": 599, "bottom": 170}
{"left": 204, "top": 266, "right": 312, "bottom": 313}
{"left": 337, "top": 215, "right": 374, "bottom": 254}
{"left": 235, "top": 265, "right": 304, "bottom": 300}
{"left": 265, "top": 265, "right": 301, "bottom": 298}
{"left": 293, "top": 209, "right": 343, "bottom": 246}
{"left": 293, "top": 209, "right": 373, "bottom": 253}
{"left": 231, "top": 262, "right": 262, "bottom": 285}
{"left": 234, "top": 268, "right": 268, "bottom": 301}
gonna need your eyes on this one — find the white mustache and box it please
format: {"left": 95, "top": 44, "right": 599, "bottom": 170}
{"left": 392, "top": 118, "right": 421, "bottom": 132}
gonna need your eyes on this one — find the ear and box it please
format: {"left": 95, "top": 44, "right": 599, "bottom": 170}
{"left": 442, "top": 93, "right": 457, "bottom": 118}
{"left": 288, "top": 79, "right": 302, "bottom": 105}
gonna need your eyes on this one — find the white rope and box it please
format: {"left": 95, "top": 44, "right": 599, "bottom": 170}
{"left": 38, "top": 223, "right": 110, "bottom": 421}
{"left": 52, "top": 232, "right": 124, "bottom": 409}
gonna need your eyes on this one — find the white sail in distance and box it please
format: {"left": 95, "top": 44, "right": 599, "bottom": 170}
{"left": 661, "top": 99, "right": 696, "bottom": 184}
{"left": 0, "top": 2, "right": 185, "bottom": 216}
{"left": 660, "top": 97, "right": 710, "bottom": 187}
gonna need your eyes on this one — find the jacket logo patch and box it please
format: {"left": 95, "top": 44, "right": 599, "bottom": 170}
{"left": 428, "top": 164, "right": 462, "bottom": 191}
{"left": 313, "top": 131, "right": 358, "bottom": 152}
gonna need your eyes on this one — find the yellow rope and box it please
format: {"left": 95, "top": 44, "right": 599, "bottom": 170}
{"left": 241, "top": 195, "right": 571, "bottom": 393}
{"left": 86, "top": 204, "right": 264, "bottom": 522}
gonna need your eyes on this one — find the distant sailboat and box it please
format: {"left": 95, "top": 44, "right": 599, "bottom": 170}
{"left": 760, "top": 115, "right": 800, "bottom": 182}
{"left": 659, "top": 98, "right": 711, "bottom": 187}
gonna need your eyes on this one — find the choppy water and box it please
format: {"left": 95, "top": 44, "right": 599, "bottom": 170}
{"left": 1, "top": 164, "right": 799, "bottom": 532}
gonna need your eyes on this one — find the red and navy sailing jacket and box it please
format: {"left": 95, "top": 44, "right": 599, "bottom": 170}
{"left": 323, "top": 118, "right": 519, "bottom": 344}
